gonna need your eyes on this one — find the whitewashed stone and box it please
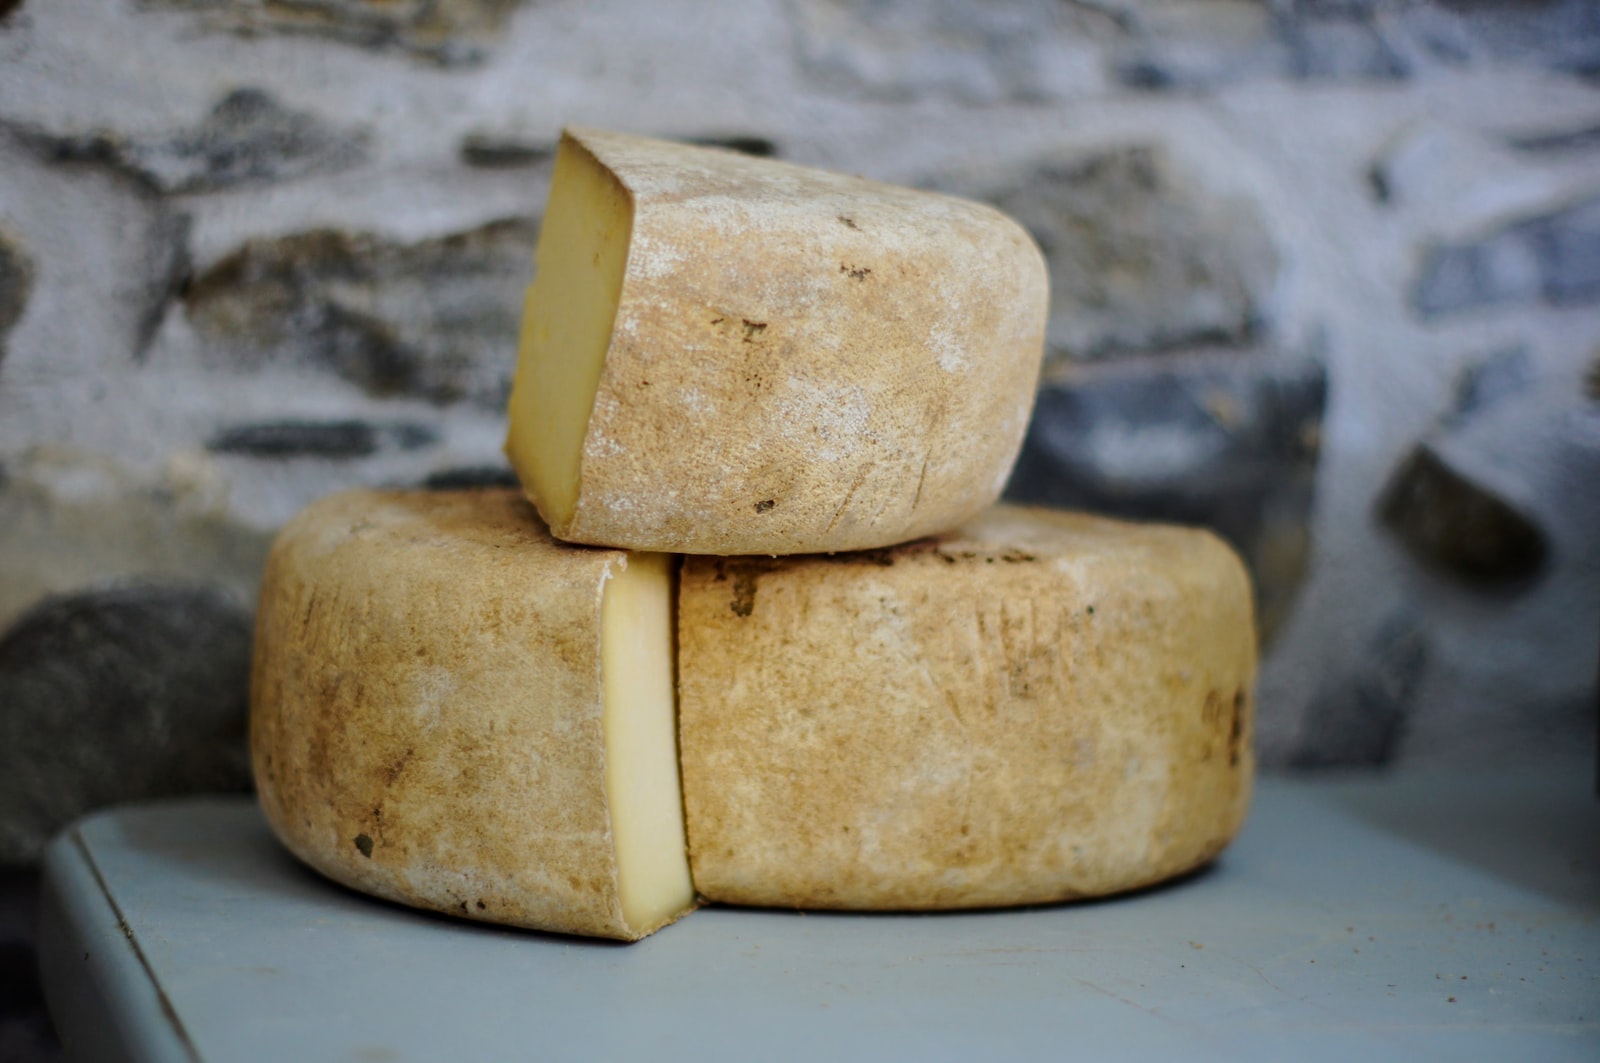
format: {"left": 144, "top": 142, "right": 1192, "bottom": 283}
{"left": 1005, "top": 349, "right": 1324, "bottom": 642}
{"left": 182, "top": 218, "right": 536, "bottom": 408}
{"left": 1412, "top": 196, "right": 1600, "bottom": 315}
{"left": 1292, "top": 611, "right": 1428, "bottom": 768}
{"left": 15, "top": 88, "right": 366, "bottom": 194}
{"left": 143, "top": 0, "right": 530, "bottom": 65}
{"left": 989, "top": 146, "right": 1275, "bottom": 362}
{"left": 788, "top": 0, "right": 1108, "bottom": 103}
{"left": 0, "top": 449, "right": 274, "bottom": 634}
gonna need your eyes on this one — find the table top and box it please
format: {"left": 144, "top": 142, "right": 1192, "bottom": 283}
{"left": 38, "top": 762, "right": 1600, "bottom": 1062}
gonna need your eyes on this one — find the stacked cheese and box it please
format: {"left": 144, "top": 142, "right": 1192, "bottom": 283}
{"left": 252, "top": 129, "right": 1257, "bottom": 941}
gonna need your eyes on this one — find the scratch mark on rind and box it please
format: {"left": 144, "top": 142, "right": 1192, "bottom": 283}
{"left": 912, "top": 453, "right": 930, "bottom": 512}
{"left": 824, "top": 465, "right": 871, "bottom": 535}
{"left": 940, "top": 681, "right": 967, "bottom": 731}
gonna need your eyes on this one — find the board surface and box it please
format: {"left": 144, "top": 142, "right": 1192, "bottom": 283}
{"left": 39, "top": 764, "right": 1600, "bottom": 1062}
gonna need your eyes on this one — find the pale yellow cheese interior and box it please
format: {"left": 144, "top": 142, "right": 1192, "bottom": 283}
{"left": 506, "top": 136, "right": 633, "bottom": 528}
{"left": 600, "top": 551, "right": 694, "bottom": 933}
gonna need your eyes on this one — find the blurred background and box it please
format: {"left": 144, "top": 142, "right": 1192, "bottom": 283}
{"left": 0, "top": 0, "right": 1597, "bottom": 1054}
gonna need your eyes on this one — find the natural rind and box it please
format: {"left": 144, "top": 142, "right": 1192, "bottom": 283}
{"left": 506, "top": 127, "right": 1050, "bottom": 555}
{"left": 250, "top": 488, "right": 693, "bottom": 941}
{"left": 677, "top": 505, "right": 1257, "bottom": 910}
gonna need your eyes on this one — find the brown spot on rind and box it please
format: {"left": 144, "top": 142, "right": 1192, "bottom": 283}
{"left": 754, "top": 499, "right": 776, "bottom": 513}
{"left": 926, "top": 544, "right": 1036, "bottom": 567}
{"left": 731, "top": 571, "right": 758, "bottom": 618}
{"left": 677, "top": 506, "right": 1256, "bottom": 911}
{"left": 530, "top": 128, "right": 1049, "bottom": 558}
{"left": 382, "top": 747, "right": 414, "bottom": 784}
{"left": 354, "top": 833, "right": 374, "bottom": 858}
{"left": 820, "top": 537, "right": 943, "bottom": 568}
{"left": 1228, "top": 689, "right": 1245, "bottom": 767}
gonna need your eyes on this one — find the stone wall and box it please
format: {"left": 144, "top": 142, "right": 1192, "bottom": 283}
{"left": 1, "top": 0, "right": 1598, "bottom": 860}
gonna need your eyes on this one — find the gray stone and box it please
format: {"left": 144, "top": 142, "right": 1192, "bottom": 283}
{"left": 1004, "top": 349, "right": 1325, "bottom": 642}
{"left": 0, "top": 585, "right": 253, "bottom": 866}
{"left": 1411, "top": 196, "right": 1600, "bottom": 315}
{"left": 1378, "top": 356, "right": 1592, "bottom": 594}
{"left": 135, "top": 207, "right": 191, "bottom": 357}
{"left": 1106, "top": 0, "right": 1410, "bottom": 90}
{"left": 1538, "top": 197, "right": 1600, "bottom": 305}
{"left": 143, "top": 0, "right": 529, "bottom": 65}
{"left": 458, "top": 131, "right": 776, "bottom": 169}
{"left": 1509, "top": 122, "right": 1600, "bottom": 155}
{"left": 459, "top": 134, "right": 554, "bottom": 169}
{"left": 207, "top": 419, "right": 438, "bottom": 458}
{"left": 1446, "top": 346, "right": 1535, "bottom": 426}
{"left": 2, "top": 136, "right": 194, "bottom": 355}
{"left": 418, "top": 464, "right": 518, "bottom": 490}
{"left": 19, "top": 88, "right": 366, "bottom": 195}
{"left": 1412, "top": 0, "right": 1600, "bottom": 79}
{"left": 1292, "top": 611, "right": 1428, "bottom": 768}
{"left": 961, "top": 146, "right": 1277, "bottom": 363}
{"left": 1108, "top": 0, "right": 1600, "bottom": 91}
{"left": 788, "top": 0, "right": 1105, "bottom": 103}
{"left": 0, "top": 226, "right": 33, "bottom": 365}
{"left": 1104, "top": 2, "right": 1277, "bottom": 91}
{"left": 686, "top": 135, "right": 780, "bottom": 159}
{"left": 1410, "top": 237, "right": 1542, "bottom": 319}
{"left": 1377, "top": 445, "right": 1549, "bottom": 587}
{"left": 183, "top": 217, "right": 537, "bottom": 408}
{"left": 1278, "top": 7, "right": 1409, "bottom": 81}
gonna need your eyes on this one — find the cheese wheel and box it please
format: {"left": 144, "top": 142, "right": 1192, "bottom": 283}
{"left": 505, "top": 127, "right": 1049, "bottom": 555}
{"left": 250, "top": 489, "right": 693, "bottom": 941}
{"left": 678, "top": 505, "right": 1257, "bottom": 910}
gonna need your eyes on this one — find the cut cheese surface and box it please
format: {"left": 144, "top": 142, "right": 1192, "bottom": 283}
{"left": 506, "top": 137, "right": 633, "bottom": 530}
{"left": 504, "top": 127, "right": 1049, "bottom": 556}
{"left": 677, "top": 504, "right": 1258, "bottom": 911}
{"left": 600, "top": 550, "right": 692, "bottom": 932}
{"left": 250, "top": 489, "right": 693, "bottom": 941}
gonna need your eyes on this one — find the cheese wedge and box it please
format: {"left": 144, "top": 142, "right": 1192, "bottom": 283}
{"left": 678, "top": 505, "right": 1257, "bottom": 910}
{"left": 505, "top": 127, "right": 1049, "bottom": 556}
{"left": 250, "top": 489, "right": 693, "bottom": 941}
